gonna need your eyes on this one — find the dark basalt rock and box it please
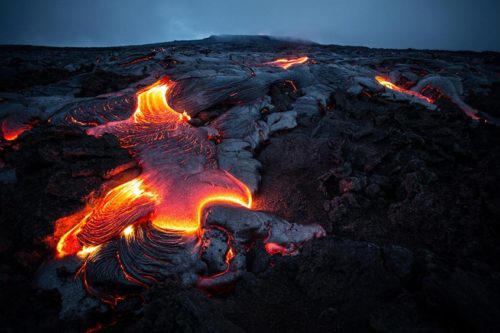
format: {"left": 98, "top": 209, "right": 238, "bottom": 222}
{"left": 77, "top": 70, "right": 146, "bottom": 97}
{"left": 268, "top": 80, "right": 302, "bottom": 112}
{"left": 0, "top": 124, "right": 139, "bottom": 331}
{"left": 0, "top": 66, "right": 73, "bottom": 92}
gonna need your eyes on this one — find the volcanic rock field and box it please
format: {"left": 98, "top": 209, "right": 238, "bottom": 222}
{"left": 1, "top": 35, "right": 500, "bottom": 332}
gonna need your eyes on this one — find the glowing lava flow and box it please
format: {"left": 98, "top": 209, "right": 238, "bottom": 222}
{"left": 375, "top": 75, "right": 434, "bottom": 104}
{"left": 56, "top": 178, "right": 158, "bottom": 257}
{"left": 265, "top": 56, "right": 309, "bottom": 70}
{"left": 1, "top": 120, "right": 32, "bottom": 141}
{"left": 56, "top": 78, "right": 252, "bottom": 259}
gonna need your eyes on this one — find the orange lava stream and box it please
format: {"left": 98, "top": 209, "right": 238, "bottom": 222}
{"left": 56, "top": 78, "right": 252, "bottom": 258}
{"left": 265, "top": 56, "right": 309, "bottom": 69}
{"left": 375, "top": 76, "right": 434, "bottom": 104}
{"left": 131, "top": 78, "right": 191, "bottom": 124}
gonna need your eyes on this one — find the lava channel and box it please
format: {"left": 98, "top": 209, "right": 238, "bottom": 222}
{"left": 375, "top": 75, "right": 434, "bottom": 104}
{"left": 265, "top": 56, "right": 309, "bottom": 69}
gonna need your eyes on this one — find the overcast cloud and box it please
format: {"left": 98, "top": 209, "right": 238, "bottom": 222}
{"left": 0, "top": 0, "right": 499, "bottom": 51}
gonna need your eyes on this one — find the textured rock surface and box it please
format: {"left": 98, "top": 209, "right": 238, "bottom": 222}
{"left": 1, "top": 36, "right": 500, "bottom": 332}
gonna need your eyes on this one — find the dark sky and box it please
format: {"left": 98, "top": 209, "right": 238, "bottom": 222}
{"left": 1, "top": 0, "right": 499, "bottom": 51}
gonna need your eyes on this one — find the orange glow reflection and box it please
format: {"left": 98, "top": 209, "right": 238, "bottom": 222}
{"left": 375, "top": 75, "right": 434, "bottom": 104}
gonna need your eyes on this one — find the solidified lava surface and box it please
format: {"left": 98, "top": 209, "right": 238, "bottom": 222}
{"left": 1, "top": 35, "right": 500, "bottom": 332}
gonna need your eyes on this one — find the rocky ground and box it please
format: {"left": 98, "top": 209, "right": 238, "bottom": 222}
{"left": 0, "top": 35, "right": 499, "bottom": 332}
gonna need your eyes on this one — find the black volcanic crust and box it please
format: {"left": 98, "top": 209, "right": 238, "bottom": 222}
{"left": 0, "top": 38, "right": 500, "bottom": 332}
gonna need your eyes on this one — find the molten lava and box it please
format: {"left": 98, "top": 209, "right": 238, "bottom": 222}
{"left": 56, "top": 78, "right": 252, "bottom": 260}
{"left": 56, "top": 178, "right": 158, "bottom": 257}
{"left": 265, "top": 56, "right": 309, "bottom": 70}
{"left": 1, "top": 119, "right": 32, "bottom": 141}
{"left": 375, "top": 75, "right": 434, "bottom": 104}
{"left": 264, "top": 242, "right": 290, "bottom": 256}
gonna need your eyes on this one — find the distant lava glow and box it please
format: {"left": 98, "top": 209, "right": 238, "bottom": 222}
{"left": 375, "top": 75, "right": 434, "bottom": 104}
{"left": 56, "top": 78, "right": 252, "bottom": 260}
{"left": 265, "top": 56, "right": 309, "bottom": 69}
